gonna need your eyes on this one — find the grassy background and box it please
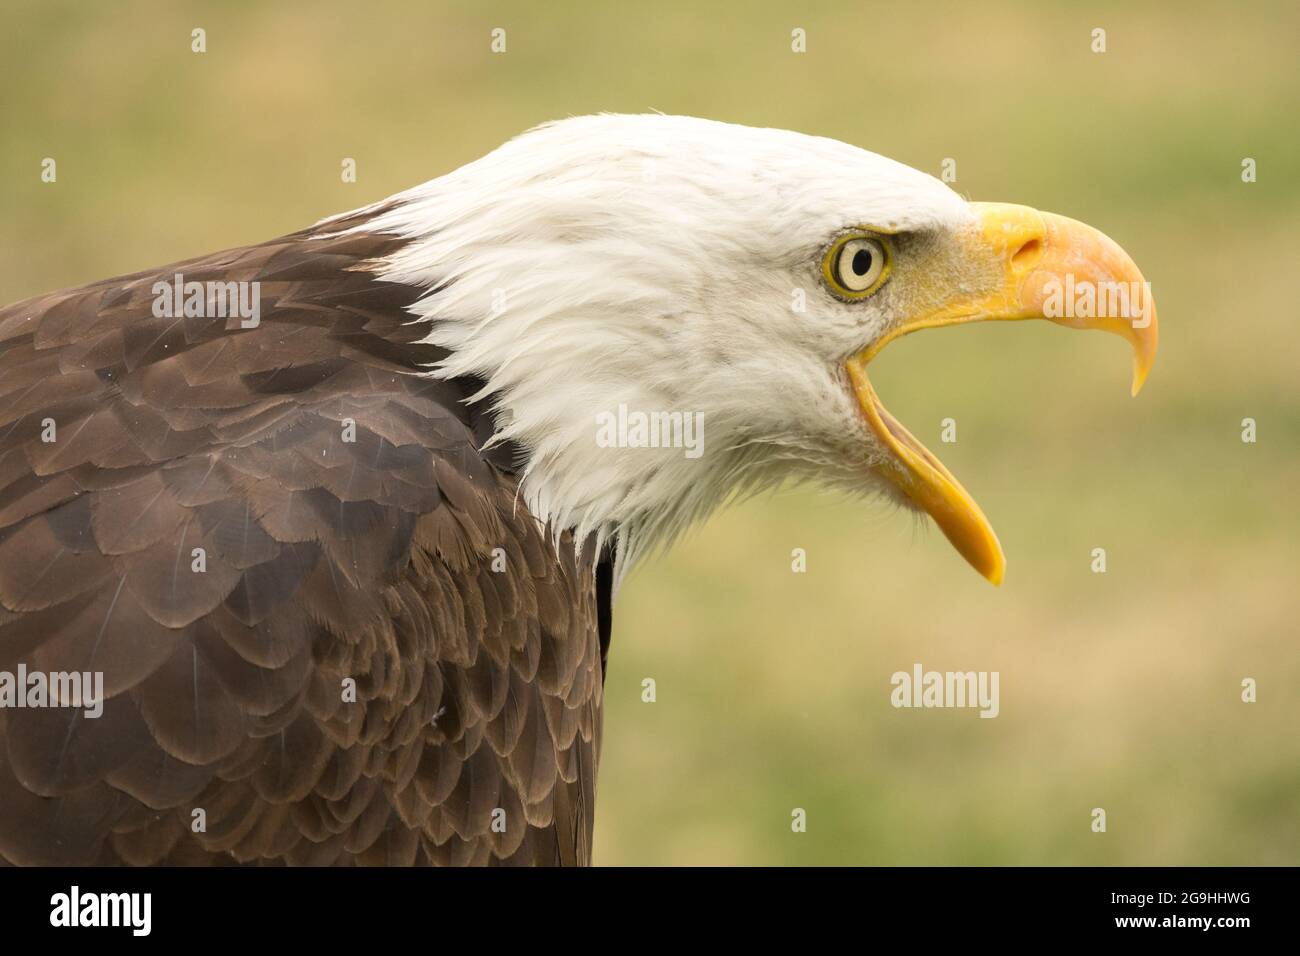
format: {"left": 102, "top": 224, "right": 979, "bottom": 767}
{"left": 1, "top": 0, "right": 1295, "bottom": 864}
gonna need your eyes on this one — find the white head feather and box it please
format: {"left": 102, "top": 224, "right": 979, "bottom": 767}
{"left": 334, "top": 114, "right": 975, "bottom": 580}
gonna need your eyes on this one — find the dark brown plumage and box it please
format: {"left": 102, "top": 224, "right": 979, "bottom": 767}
{"left": 0, "top": 211, "right": 606, "bottom": 866}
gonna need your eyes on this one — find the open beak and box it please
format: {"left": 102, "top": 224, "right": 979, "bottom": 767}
{"left": 846, "top": 202, "right": 1158, "bottom": 585}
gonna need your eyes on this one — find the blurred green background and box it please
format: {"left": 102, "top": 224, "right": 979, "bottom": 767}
{"left": 2, "top": 0, "right": 1296, "bottom": 865}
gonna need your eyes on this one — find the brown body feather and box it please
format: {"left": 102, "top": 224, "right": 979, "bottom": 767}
{"left": 0, "top": 214, "right": 605, "bottom": 866}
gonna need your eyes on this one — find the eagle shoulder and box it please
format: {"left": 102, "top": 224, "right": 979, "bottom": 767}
{"left": 0, "top": 222, "right": 602, "bottom": 865}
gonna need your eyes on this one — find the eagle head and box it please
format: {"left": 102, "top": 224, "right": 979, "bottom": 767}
{"left": 350, "top": 114, "right": 1158, "bottom": 584}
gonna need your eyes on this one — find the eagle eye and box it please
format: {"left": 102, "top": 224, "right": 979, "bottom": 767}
{"left": 822, "top": 232, "right": 892, "bottom": 299}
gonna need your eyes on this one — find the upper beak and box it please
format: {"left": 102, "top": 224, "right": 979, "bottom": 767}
{"left": 846, "top": 202, "right": 1158, "bottom": 585}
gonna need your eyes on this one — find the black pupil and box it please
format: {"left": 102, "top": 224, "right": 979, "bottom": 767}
{"left": 851, "top": 247, "right": 873, "bottom": 277}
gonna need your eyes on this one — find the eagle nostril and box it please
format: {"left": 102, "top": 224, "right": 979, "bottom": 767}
{"left": 1011, "top": 238, "right": 1042, "bottom": 267}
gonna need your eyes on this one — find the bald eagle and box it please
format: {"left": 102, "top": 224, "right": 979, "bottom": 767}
{"left": 0, "top": 115, "right": 1156, "bottom": 866}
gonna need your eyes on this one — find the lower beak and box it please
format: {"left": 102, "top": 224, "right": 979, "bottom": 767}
{"left": 847, "top": 202, "right": 1158, "bottom": 585}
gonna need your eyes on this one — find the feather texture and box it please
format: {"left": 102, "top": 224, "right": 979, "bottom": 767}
{"left": 0, "top": 213, "right": 604, "bottom": 866}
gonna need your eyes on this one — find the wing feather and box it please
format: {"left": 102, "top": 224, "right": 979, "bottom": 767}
{"left": 0, "top": 218, "right": 604, "bottom": 865}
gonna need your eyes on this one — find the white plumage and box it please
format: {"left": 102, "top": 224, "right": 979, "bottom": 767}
{"left": 334, "top": 114, "right": 975, "bottom": 579}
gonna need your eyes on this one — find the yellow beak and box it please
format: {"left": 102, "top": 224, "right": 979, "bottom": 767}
{"left": 846, "top": 202, "right": 1158, "bottom": 585}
